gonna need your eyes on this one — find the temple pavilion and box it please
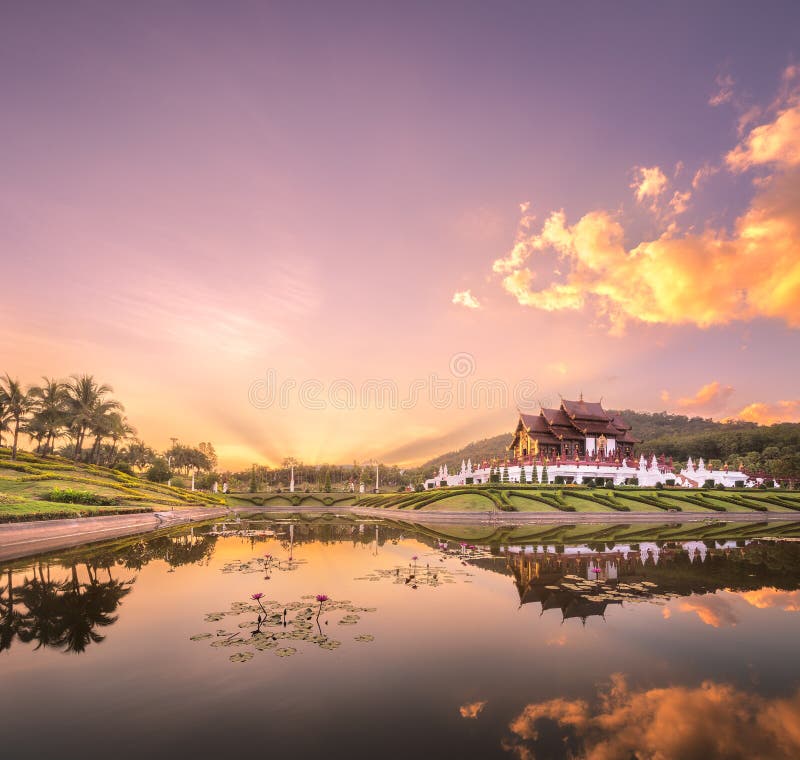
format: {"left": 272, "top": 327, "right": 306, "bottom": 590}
{"left": 508, "top": 397, "right": 638, "bottom": 462}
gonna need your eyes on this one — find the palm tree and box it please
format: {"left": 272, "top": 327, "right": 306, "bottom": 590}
{"left": 106, "top": 414, "right": 136, "bottom": 464}
{"left": 28, "top": 377, "right": 68, "bottom": 455}
{"left": 0, "top": 395, "right": 9, "bottom": 448}
{"left": 65, "top": 375, "right": 121, "bottom": 462}
{"left": 0, "top": 374, "right": 32, "bottom": 460}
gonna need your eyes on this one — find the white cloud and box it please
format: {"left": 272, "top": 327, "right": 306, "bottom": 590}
{"left": 452, "top": 289, "right": 481, "bottom": 309}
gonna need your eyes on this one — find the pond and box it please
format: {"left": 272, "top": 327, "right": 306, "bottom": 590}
{"left": 2, "top": 514, "right": 800, "bottom": 759}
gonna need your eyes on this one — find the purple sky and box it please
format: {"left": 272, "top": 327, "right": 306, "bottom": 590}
{"left": 3, "top": 1, "right": 800, "bottom": 466}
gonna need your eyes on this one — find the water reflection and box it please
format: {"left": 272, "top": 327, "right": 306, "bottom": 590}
{"left": 0, "top": 531, "right": 218, "bottom": 653}
{"left": 1, "top": 563, "right": 133, "bottom": 653}
{"left": 469, "top": 538, "right": 800, "bottom": 625}
{"left": 3, "top": 518, "right": 800, "bottom": 654}
{"left": 2, "top": 515, "right": 800, "bottom": 759}
{"left": 502, "top": 674, "right": 800, "bottom": 760}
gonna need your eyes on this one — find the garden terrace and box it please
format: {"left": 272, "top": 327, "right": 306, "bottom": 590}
{"left": 353, "top": 484, "right": 800, "bottom": 514}
{"left": 0, "top": 448, "right": 225, "bottom": 522}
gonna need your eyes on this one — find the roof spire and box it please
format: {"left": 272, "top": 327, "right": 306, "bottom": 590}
{"left": 579, "top": 390, "right": 584, "bottom": 402}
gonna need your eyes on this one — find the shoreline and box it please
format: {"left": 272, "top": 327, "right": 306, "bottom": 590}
{"left": 0, "top": 506, "right": 231, "bottom": 562}
{"left": 2, "top": 504, "right": 799, "bottom": 562}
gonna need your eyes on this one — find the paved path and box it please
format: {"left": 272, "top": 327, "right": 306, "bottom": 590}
{"left": 0, "top": 507, "right": 230, "bottom": 562}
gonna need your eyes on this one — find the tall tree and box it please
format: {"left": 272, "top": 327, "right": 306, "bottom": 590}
{"left": 65, "top": 375, "right": 120, "bottom": 462}
{"left": 106, "top": 414, "right": 136, "bottom": 464}
{"left": 28, "top": 377, "right": 68, "bottom": 455}
{"left": 0, "top": 374, "right": 32, "bottom": 460}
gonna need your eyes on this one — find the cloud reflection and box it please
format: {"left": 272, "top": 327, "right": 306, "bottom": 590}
{"left": 504, "top": 674, "right": 800, "bottom": 760}
{"left": 460, "top": 700, "right": 488, "bottom": 719}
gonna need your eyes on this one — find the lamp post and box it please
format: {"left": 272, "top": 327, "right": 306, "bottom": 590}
{"left": 167, "top": 437, "right": 177, "bottom": 487}
{"left": 363, "top": 458, "right": 379, "bottom": 493}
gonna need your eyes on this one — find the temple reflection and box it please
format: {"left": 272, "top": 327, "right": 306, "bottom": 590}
{"left": 467, "top": 538, "right": 800, "bottom": 625}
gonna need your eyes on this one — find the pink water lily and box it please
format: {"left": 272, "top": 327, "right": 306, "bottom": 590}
{"left": 315, "top": 594, "right": 328, "bottom": 621}
{"left": 251, "top": 592, "right": 267, "bottom": 615}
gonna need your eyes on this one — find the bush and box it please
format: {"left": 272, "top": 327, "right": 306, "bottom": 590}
{"left": 113, "top": 462, "right": 134, "bottom": 475}
{"left": 655, "top": 482, "right": 664, "bottom": 490}
{"left": 665, "top": 478, "right": 675, "bottom": 487}
{"left": 146, "top": 458, "right": 172, "bottom": 483}
{"left": 554, "top": 475, "right": 565, "bottom": 484}
{"left": 715, "top": 483, "right": 726, "bottom": 490}
{"left": 703, "top": 479, "right": 715, "bottom": 489}
{"left": 465, "top": 477, "right": 474, "bottom": 485}
{"left": 41, "top": 488, "right": 116, "bottom": 506}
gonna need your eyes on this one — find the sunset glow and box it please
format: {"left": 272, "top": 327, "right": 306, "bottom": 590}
{"left": 3, "top": 3, "right": 800, "bottom": 467}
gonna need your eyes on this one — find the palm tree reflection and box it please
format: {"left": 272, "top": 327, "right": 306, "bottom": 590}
{"left": 0, "top": 531, "right": 218, "bottom": 654}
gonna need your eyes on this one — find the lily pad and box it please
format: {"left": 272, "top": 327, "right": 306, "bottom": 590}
{"left": 189, "top": 633, "right": 213, "bottom": 641}
{"left": 275, "top": 647, "right": 297, "bottom": 657}
{"left": 354, "top": 634, "right": 375, "bottom": 643}
{"left": 230, "top": 652, "right": 254, "bottom": 663}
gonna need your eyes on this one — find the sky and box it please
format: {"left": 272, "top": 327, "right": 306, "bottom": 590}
{"left": 2, "top": 1, "right": 800, "bottom": 468}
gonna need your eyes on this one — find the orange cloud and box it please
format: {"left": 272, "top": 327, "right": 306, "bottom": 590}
{"left": 492, "top": 163, "right": 800, "bottom": 332}
{"left": 692, "top": 162, "right": 719, "bottom": 188}
{"left": 460, "top": 700, "right": 488, "bottom": 719}
{"left": 675, "top": 381, "right": 735, "bottom": 412}
{"left": 504, "top": 675, "right": 800, "bottom": 760}
{"left": 728, "top": 400, "right": 800, "bottom": 424}
{"left": 669, "top": 189, "right": 692, "bottom": 215}
{"left": 452, "top": 290, "right": 481, "bottom": 309}
{"left": 727, "top": 103, "right": 800, "bottom": 171}
{"left": 630, "top": 165, "right": 668, "bottom": 206}
{"left": 709, "top": 72, "right": 736, "bottom": 107}
{"left": 489, "top": 72, "right": 800, "bottom": 333}
{"left": 739, "top": 587, "right": 800, "bottom": 612}
{"left": 675, "top": 595, "right": 740, "bottom": 628}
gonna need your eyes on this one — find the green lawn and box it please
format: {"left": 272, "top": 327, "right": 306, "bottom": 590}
{"left": 418, "top": 492, "right": 497, "bottom": 511}
{"left": 0, "top": 449, "right": 225, "bottom": 522}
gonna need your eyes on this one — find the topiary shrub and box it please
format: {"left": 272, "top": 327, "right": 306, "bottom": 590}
{"left": 655, "top": 482, "right": 664, "bottom": 490}
{"left": 665, "top": 478, "right": 675, "bottom": 487}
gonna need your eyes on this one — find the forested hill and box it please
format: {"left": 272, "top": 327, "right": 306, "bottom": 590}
{"left": 415, "top": 411, "right": 800, "bottom": 479}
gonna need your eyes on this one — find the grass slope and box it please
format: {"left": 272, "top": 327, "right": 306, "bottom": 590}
{"left": 0, "top": 448, "right": 225, "bottom": 522}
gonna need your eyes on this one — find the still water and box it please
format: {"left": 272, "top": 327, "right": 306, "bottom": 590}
{"left": 2, "top": 514, "right": 800, "bottom": 760}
